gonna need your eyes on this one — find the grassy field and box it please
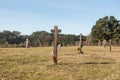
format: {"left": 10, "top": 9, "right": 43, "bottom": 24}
{"left": 0, "top": 46, "right": 120, "bottom": 80}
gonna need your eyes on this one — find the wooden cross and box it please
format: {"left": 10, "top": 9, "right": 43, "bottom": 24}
{"left": 51, "top": 26, "right": 61, "bottom": 64}
{"left": 79, "top": 33, "right": 83, "bottom": 54}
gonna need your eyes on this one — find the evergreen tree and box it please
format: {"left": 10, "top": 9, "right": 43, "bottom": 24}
{"left": 91, "top": 16, "right": 120, "bottom": 45}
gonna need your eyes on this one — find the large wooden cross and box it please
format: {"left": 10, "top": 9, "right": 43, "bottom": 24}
{"left": 51, "top": 26, "right": 61, "bottom": 64}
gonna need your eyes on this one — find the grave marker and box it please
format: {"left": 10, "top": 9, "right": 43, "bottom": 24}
{"left": 102, "top": 40, "right": 107, "bottom": 48}
{"left": 98, "top": 40, "right": 102, "bottom": 46}
{"left": 79, "top": 33, "right": 83, "bottom": 54}
{"left": 51, "top": 26, "right": 61, "bottom": 64}
{"left": 25, "top": 38, "right": 29, "bottom": 48}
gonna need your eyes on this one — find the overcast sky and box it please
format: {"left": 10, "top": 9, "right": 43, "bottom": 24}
{"left": 0, "top": 0, "right": 120, "bottom": 35}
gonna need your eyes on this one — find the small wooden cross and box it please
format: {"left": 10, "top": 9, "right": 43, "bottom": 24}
{"left": 51, "top": 26, "right": 61, "bottom": 64}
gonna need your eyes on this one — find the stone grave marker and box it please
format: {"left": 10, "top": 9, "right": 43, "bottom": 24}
{"left": 25, "top": 38, "right": 29, "bottom": 48}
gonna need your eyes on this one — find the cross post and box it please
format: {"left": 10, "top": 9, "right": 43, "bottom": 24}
{"left": 79, "top": 33, "right": 83, "bottom": 54}
{"left": 51, "top": 26, "right": 61, "bottom": 64}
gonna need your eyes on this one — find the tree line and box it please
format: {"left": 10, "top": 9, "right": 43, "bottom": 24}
{"left": 0, "top": 30, "right": 85, "bottom": 47}
{"left": 0, "top": 16, "right": 120, "bottom": 47}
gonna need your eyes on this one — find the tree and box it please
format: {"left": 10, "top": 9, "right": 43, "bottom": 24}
{"left": 0, "top": 30, "right": 25, "bottom": 47}
{"left": 12, "top": 31, "right": 21, "bottom": 37}
{"left": 0, "top": 32, "right": 5, "bottom": 44}
{"left": 91, "top": 16, "right": 120, "bottom": 45}
{"left": 30, "top": 31, "right": 49, "bottom": 47}
{"left": 2, "top": 30, "right": 13, "bottom": 44}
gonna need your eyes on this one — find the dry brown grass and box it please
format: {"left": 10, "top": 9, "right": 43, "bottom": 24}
{"left": 0, "top": 46, "right": 120, "bottom": 80}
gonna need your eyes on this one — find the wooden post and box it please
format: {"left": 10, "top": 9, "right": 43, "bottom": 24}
{"left": 109, "top": 39, "right": 112, "bottom": 52}
{"left": 79, "top": 33, "right": 83, "bottom": 54}
{"left": 51, "top": 26, "right": 61, "bottom": 64}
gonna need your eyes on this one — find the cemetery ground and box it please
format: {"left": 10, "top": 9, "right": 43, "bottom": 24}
{"left": 0, "top": 46, "right": 120, "bottom": 80}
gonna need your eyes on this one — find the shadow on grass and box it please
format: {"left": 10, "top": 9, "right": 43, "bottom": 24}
{"left": 116, "top": 51, "right": 120, "bottom": 53}
{"left": 83, "top": 62, "right": 115, "bottom": 64}
{"left": 57, "top": 61, "right": 115, "bottom": 66}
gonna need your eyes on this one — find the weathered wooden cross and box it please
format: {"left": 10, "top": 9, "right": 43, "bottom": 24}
{"left": 79, "top": 33, "right": 83, "bottom": 54}
{"left": 51, "top": 26, "right": 61, "bottom": 64}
